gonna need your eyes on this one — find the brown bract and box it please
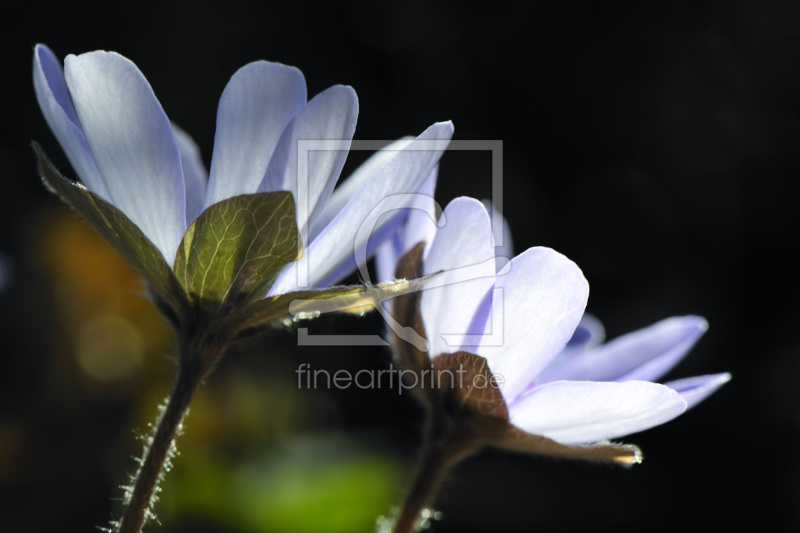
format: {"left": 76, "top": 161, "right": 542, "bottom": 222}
{"left": 390, "top": 244, "right": 642, "bottom": 467}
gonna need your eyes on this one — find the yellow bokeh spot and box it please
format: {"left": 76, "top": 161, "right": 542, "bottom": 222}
{"left": 75, "top": 314, "right": 144, "bottom": 382}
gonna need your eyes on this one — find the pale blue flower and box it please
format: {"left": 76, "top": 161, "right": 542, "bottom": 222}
{"left": 378, "top": 197, "right": 730, "bottom": 444}
{"left": 33, "top": 44, "right": 452, "bottom": 292}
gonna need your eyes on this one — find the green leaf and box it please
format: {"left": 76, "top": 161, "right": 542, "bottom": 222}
{"left": 173, "top": 192, "right": 301, "bottom": 314}
{"left": 34, "top": 143, "right": 190, "bottom": 322}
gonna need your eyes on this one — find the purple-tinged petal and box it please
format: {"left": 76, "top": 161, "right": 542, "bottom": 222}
{"left": 313, "top": 205, "right": 414, "bottom": 290}
{"left": 205, "top": 61, "right": 306, "bottom": 207}
{"left": 616, "top": 316, "right": 708, "bottom": 382}
{"left": 33, "top": 45, "right": 109, "bottom": 200}
{"left": 521, "top": 313, "right": 606, "bottom": 394}
{"left": 537, "top": 315, "right": 708, "bottom": 384}
{"left": 402, "top": 168, "right": 440, "bottom": 257}
{"left": 260, "top": 85, "right": 358, "bottom": 241}
{"left": 481, "top": 200, "right": 514, "bottom": 272}
{"left": 421, "top": 197, "right": 496, "bottom": 357}
{"left": 312, "top": 136, "right": 414, "bottom": 240}
{"left": 475, "top": 247, "right": 588, "bottom": 402}
{"left": 373, "top": 167, "right": 440, "bottom": 316}
{"left": 665, "top": 372, "right": 731, "bottom": 409}
{"left": 268, "top": 121, "right": 453, "bottom": 295}
{"left": 64, "top": 51, "right": 186, "bottom": 262}
{"left": 375, "top": 228, "right": 405, "bottom": 284}
{"left": 171, "top": 124, "right": 208, "bottom": 224}
{"left": 374, "top": 167, "right": 439, "bottom": 284}
{"left": 509, "top": 380, "right": 688, "bottom": 444}
{"left": 571, "top": 313, "right": 606, "bottom": 349}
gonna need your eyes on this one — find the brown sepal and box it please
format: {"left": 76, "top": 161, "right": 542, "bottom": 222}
{"left": 387, "top": 242, "right": 643, "bottom": 468}
{"left": 432, "top": 351, "right": 509, "bottom": 421}
{"left": 390, "top": 242, "right": 431, "bottom": 374}
{"left": 491, "top": 425, "right": 643, "bottom": 467}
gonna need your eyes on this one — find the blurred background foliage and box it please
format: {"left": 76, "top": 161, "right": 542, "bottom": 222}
{"left": 2, "top": 0, "right": 799, "bottom": 531}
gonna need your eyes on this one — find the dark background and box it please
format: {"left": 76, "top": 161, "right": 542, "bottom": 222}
{"left": 1, "top": 1, "right": 798, "bottom": 531}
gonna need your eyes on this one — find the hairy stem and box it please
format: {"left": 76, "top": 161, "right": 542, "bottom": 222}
{"left": 115, "top": 336, "right": 212, "bottom": 533}
{"left": 392, "top": 441, "right": 454, "bottom": 533}
{"left": 392, "top": 401, "right": 479, "bottom": 533}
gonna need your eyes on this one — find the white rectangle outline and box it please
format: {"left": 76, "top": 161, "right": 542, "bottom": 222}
{"left": 295, "top": 139, "right": 503, "bottom": 347}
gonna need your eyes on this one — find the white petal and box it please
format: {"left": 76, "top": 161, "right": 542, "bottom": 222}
{"left": 171, "top": 124, "right": 208, "bottom": 223}
{"left": 561, "top": 314, "right": 606, "bottom": 354}
{"left": 509, "top": 380, "right": 688, "bottom": 444}
{"left": 374, "top": 229, "right": 405, "bottom": 284}
{"left": 64, "top": 51, "right": 186, "bottom": 262}
{"left": 373, "top": 167, "right": 439, "bottom": 284}
{"left": 475, "top": 247, "right": 588, "bottom": 402}
{"left": 205, "top": 61, "right": 306, "bottom": 207}
{"left": 312, "top": 136, "right": 414, "bottom": 240}
{"left": 33, "top": 45, "right": 109, "bottom": 199}
{"left": 481, "top": 200, "right": 513, "bottom": 272}
{"left": 268, "top": 121, "right": 453, "bottom": 294}
{"left": 402, "top": 167, "right": 440, "bottom": 257}
{"left": 665, "top": 372, "right": 731, "bottom": 409}
{"left": 538, "top": 316, "right": 708, "bottom": 384}
{"left": 421, "top": 197, "right": 496, "bottom": 357}
{"left": 531, "top": 313, "right": 606, "bottom": 388}
{"left": 577, "top": 313, "right": 606, "bottom": 348}
{"left": 260, "top": 85, "right": 358, "bottom": 240}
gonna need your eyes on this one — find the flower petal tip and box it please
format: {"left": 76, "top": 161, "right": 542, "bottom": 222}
{"left": 665, "top": 372, "right": 731, "bottom": 410}
{"left": 34, "top": 43, "right": 51, "bottom": 58}
{"left": 716, "top": 372, "right": 732, "bottom": 384}
{"left": 430, "top": 121, "right": 454, "bottom": 136}
{"left": 687, "top": 314, "right": 709, "bottom": 333}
